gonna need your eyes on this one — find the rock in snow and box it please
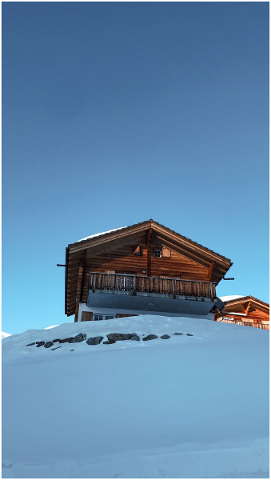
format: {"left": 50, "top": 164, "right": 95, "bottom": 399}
{"left": 86, "top": 336, "right": 103, "bottom": 345}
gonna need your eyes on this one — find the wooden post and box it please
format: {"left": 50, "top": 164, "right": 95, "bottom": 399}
{"left": 146, "top": 228, "right": 152, "bottom": 277}
{"left": 74, "top": 262, "right": 84, "bottom": 322}
{"left": 207, "top": 261, "right": 215, "bottom": 281}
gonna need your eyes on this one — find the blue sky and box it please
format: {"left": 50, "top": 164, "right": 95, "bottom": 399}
{"left": 2, "top": 2, "right": 269, "bottom": 334}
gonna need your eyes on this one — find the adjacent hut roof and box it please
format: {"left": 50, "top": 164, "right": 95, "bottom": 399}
{"left": 220, "top": 295, "right": 269, "bottom": 315}
{"left": 65, "top": 219, "right": 232, "bottom": 316}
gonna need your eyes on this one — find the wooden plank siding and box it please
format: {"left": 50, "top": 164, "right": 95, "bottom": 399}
{"left": 80, "top": 243, "right": 212, "bottom": 305}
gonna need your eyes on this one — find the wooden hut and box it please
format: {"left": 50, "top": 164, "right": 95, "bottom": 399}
{"left": 64, "top": 219, "right": 232, "bottom": 322}
{"left": 215, "top": 296, "right": 269, "bottom": 330}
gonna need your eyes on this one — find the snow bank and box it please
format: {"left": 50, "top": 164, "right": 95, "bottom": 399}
{"left": 2, "top": 332, "right": 11, "bottom": 339}
{"left": 77, "top": 226, "right": 126, "bottom": 243}
{"left": 220, "top": 295, "right": 245, "bottom": 302}
{"left": 2, "top": 315, "right": 269, "bottom": 478}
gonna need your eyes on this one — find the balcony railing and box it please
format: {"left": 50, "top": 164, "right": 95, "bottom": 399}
{"left": 89, "top": 272, "right": 216, "bottom": 300}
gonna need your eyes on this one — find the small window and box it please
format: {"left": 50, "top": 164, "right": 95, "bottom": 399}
{"left": 93, "top": 314, "right": 115, "bottom": 321}
{"left": 154, "top": 249, "right": 162, "bottom": 257}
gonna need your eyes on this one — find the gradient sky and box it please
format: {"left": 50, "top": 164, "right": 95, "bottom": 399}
{"left": 2, "top": 2, "right": 269, "bottom": 334}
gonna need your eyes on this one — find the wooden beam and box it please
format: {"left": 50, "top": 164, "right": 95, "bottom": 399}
{"left": 74, "top": 303, "right": 79, "bottom": 322}
{"left": 146, "top": 228, "right": 152, "bottom": 277}
{"left": 69, "top": 222, "right": 152, "bottom": 253}
{"left": 245, "top": 301, "right": 252, "bottom": 316}
{"left": 156, "top": 235, "right": 210, "bottom": 268}
{"left": 74, "top": 262, "right": 84, "bottom": 322}
{"left": 151, "top": 222, "right": 231, "bottom": 266}
{"left": 207, "top": 261, "right": 215, "bottom": 281}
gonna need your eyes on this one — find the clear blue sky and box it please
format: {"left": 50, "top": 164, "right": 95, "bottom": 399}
{"left": 3, "top": 2, "right": 269, "bottom": 334}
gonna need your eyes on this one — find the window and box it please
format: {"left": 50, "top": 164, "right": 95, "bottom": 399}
{"left": 154, "top": 249, "right": 162, "bottom": 257}
{"left": 93, "top": 314, "right": 115, "bottom": 321}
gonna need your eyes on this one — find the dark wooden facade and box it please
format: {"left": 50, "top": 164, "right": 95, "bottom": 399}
{"left": 65, "top": 219, "right": 232, "bottom": 321}
{"left": 215, "top": 296, "right": 269, "bottom": 330}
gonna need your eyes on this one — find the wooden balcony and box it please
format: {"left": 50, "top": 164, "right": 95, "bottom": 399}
{"left": 88, "top": 272, "right": 216, "bottom": 300}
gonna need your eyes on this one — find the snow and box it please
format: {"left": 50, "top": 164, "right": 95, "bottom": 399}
{"left": 2, "top": 332, "right": 11, "bottom": 339}
{"left": 2, "top": 315, "right": 269, "bottom": 478}
{"left": 220, "top": 295, "right": 245, "bottom": 302}
{"left": 77, "top": 226, "right": 126, "bottom": 243}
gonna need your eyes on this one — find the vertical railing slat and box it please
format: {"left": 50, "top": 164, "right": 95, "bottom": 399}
{"left": 88, "top": 272, "right": 216, "bottom": 300}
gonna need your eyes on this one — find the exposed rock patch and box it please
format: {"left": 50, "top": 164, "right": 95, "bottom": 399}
{"left": 130, "top": 334, "right": 140, "bottom": 341}
{"left": 107, "top": 333, "right": 136, "bottom": 342}
{"left": 142, "top": 334, "right": 158, "bottom": 341}
{"left": 86, "top": 336, "right": 103, "bottom": 345}
{"left": 26, "top": 330, "right": 191, "bottom": 349}
{"left": 70, "top": 333, "right": 86, "bottom": 343}
{"left": 59, "top": 337, "right": 74, "bottom": 344}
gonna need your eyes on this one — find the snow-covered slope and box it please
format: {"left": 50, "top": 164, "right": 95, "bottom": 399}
{"left": 2, "top": 332, "right": 11, "bottom": 339}
{"left": 2, "top": 315, "right": 269, "bottom": 478}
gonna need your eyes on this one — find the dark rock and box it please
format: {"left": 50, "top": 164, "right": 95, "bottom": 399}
{"left": 70, "top": 333, "right": 87, "bottom": 343}
{"left": 44, "top": 341, "right": 54, "bottom": 348}
{"left": 174, "top": 332, "right": 183, "bottom": 335}
{"left": 59, "top": 337, "right": 74, "bottom": 343}
{"left": 52, "top": 346, "right": 61, "bottom": 351}
{"left": 130, "top": 334, "right": 140, "bottom": 341}
{"left": 36, "top": 341, "right": 45, "bottom": 347}
{"left": 103, "top": 340, "right": 116, "bottom": 344}
{"left": 142, "top": 334, "right": 158, "bottom": 341}
{"left": 70, "top": 349, "right": 74, "bottom": 352}
{"left": 52, "top": 339, "right": 61, "bottom": 343}
{"left": 26, "top": 342, "right": 35, "bottom": 346}
{"left": 86, "top": 336, "right": 103, "bottom": 345}
{"left": 107, "top": 333, "right": 134, "bottom": 342}
{"left": 160, "top": 335, "right": 170, "bottom": 339}
{"left": 186, "top": 333, "right": 193, "bottom": 336}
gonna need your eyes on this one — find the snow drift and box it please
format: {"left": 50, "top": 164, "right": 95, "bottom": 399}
{"left": 2, "top": 315, "right": 269, "bottom": 478}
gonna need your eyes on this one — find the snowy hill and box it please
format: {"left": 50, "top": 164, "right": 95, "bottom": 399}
{"left": 2, "top": 332, "right": 11, "bottom": 339}
{"left": 2, "top": 315, "right": 269, "bottom": 478}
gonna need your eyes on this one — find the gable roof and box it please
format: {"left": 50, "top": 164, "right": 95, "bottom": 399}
{"left": 221, "top": 295, "right": 269, "bottom": 314}
{"left": 65, "top": 219, "right": 232, "bottom": 316}
{"left": 69, "top": 219, "right": 231, "bottom": 261}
